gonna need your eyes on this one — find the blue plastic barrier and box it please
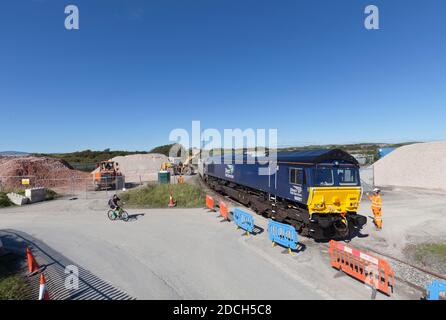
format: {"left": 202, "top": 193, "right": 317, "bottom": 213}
{"left": 426, "top": 280, "right": 446, "bottom": 300}
{"left": 233, "top": 208, "right": 254, "bottom": 234}
{"left": 267, "top": 219, "right": 298, "bottom": 252}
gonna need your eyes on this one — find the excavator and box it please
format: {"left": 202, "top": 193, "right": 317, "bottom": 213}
{"left": 93, "top": 160, "right": 123, "bottom": 190}
{"left": 160, "top": 156, "right": 195, "bottom": 176}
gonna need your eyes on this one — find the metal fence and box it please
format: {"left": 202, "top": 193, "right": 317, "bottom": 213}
{"left": 0, "top": 172, "right": 183, "bottom": 200}
{"left": 0, "top": 175, "right": 137, "bottom": 199}
{"left": 360, "top": 166, "right": 375, "bottom": 193}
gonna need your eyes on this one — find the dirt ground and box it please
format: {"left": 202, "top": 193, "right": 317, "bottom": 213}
{"left": 351, "top": 187, "right": 446, "bottom": 275}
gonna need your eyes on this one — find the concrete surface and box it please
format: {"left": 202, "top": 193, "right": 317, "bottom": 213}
{"left": 0, "top": 188, "right": 431, "bottom": 300}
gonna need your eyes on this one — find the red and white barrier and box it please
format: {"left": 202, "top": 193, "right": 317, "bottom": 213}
{"left": 328, "top": 240, "right": 394, "bottom": 296}
{"left": 333, "top": 241, "right": 379, "bottom": 265}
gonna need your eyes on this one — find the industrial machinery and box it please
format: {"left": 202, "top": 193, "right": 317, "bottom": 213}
{"left": 203, "top": 149, "right": 367, "bottom": 240}
{"left": 93, "top": 160, "right": 123, "bottom": 191}
{"left": 160, "top": 156, "right": 195, "bottom": 176}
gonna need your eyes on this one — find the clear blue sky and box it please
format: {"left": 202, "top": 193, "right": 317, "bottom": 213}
{"left": 1, "top": 0, "right": 445, "bottom": 153}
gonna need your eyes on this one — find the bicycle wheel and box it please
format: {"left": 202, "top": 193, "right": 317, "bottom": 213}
{"left": 107, "top": 210, "right": 117, "bottom": 221}
{"left": 121, "top": 210, "right": 129, "bottom": 222}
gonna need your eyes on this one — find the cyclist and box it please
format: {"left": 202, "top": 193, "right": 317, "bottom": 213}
{"left": 108, "top": 194, "right": 122, "bottom": 218}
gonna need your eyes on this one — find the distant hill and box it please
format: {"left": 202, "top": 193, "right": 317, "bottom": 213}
{"left": 0, "top": 151, "right": 29, "bottom": 156}
{"left": 34, "top": 149, "right": 150, "bottom": 172}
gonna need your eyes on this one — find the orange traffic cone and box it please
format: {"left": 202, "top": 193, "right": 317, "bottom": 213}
{"left": 168, "top": 191, "right": 176, "bottom": 207}
{"left": 39, "top": 274, "right": 50, "bottom": 300}
{"left": 26, "top": 247, "right": 40, "bottom": 275}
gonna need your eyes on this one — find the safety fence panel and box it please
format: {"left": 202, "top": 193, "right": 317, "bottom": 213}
{"left": 267, "top": 220, "right": 298, "bottom": 251}
{"left": 427, "top": 280, "right": 446, "bottom": 300}
{"left": 233, "top": 208, "right": 254, "bottom": 234}
{"left": 328, "top": 240, "right": 394, "bottom": 296}
{"left": 219, "top": 201, "right": 229, "bottom": 221}
{"left": 205, "top": 195, "right": 215, "bottom": 211}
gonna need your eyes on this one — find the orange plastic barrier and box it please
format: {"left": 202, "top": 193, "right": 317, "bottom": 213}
{"left": 206, "top": 195, "right": 215, "bottom": 211}
{"left": 328, "top": 240, "right": 394, "bottom": 296}
{"left": 219, "top": 201, "right": 229, "bottom": 221}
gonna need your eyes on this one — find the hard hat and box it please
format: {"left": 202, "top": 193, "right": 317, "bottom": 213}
{"left": 373, "top": 188, "right": 381, "bottom": 193}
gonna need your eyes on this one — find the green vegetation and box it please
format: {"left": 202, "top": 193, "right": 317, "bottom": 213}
{"left": 120, "top": 183, "right": 206, "bottom": 208}
{"left": 149, "top": 144, "right": 187, "bottom": 157}
{"left": 45, "top": 189, "right": 58, "bottom": 201}
{"left": 0, "top": 193, "right": 13, "bottom": 208}
{"left": 414, "top": 243, "right": 446, "bottom": 264}
{"left": 34, "top": 142, "right": 416, "bottom": 170}
{"left": 405, "top": 242, "right": 446, "bottom": 275}
{"left": 0, "top": 255, "right": 31, "bottom": 300}
{"left": 35, "top": 145, "right": 190, "bottom": 171}
{"left": 35, "top": 149, "right": 149, "bottom": 171}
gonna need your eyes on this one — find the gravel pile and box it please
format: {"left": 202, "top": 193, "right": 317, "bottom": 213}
{"left": 110, "top": 153, "right": 168, "bottom": 183}
{"left": 0, "top": 156, "right": 88, "bottom": 188}
{"left": 373, "top": 141, "right": 446, "bottom": 191}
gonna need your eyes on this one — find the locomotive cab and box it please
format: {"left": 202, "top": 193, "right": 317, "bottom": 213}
{"left": 306, "top": 162, "right": 365, "bottom": 239}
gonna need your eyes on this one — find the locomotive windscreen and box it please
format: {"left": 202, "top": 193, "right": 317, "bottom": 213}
{"left": 315, "top": 166, "right": 359, "bottom": 187}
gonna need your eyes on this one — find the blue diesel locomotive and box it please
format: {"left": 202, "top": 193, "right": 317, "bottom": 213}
{"left": 203, "top": 149, "right": 367, "bottom": 240}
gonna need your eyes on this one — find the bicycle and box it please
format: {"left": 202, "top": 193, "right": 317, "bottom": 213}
{"left": 107, "top": 206, "right": 129, "bottom": 222}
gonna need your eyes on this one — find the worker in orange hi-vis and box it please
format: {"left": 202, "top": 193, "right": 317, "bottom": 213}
{"left": 366, "top": 188, "right": 382, "bottom": 230}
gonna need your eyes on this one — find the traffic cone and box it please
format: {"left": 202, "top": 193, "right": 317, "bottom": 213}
{"left": 168, "top": 191, "right": 176, "bottom": 207}
{"left": 39, "top": 274, "right": 50, "bottom": 300}
{"left": 26, "top": 247, "right": 40, "bottom": 275}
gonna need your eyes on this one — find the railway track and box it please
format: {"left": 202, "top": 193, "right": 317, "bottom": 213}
{"left": 355, "top": 245, "right": 444, "bottom": 295}
{"left": 197, "top": 176, "right": 443, "bottom": 298}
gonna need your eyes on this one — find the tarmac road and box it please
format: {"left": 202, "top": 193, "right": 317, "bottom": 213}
{"left": 0, "top": 191, "right": 416, "bottom": 300}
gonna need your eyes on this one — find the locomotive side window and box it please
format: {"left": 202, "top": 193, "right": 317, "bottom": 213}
{"left": 289, "top": 168, "right": 304, "bottom": 185}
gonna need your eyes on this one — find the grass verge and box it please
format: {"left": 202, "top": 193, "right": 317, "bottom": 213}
{"left": 0, "top": 193, "right": 13, "bottom": 208}
{"left": 414, "top": 243, "right": 446, "bottom": 263}
{"left": 120, "top": 183, "right": 206, "bottom": 208}
{"left": 405, "top": 242, "right": 446, "bottom": 275}
{"left": 0, "top": 255, "right": 31, "bottom": 300}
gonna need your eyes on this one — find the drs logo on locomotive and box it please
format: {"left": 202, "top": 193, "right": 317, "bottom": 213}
{"left": 225, "top": 165, "right": 235, "bottom": 179}
{"left": 290, "top": 185, "right": 303, "bottom": 202}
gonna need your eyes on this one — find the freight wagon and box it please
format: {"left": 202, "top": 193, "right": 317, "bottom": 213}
{"left": 203, "top": 149, "right": 367, "bottom": 240}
